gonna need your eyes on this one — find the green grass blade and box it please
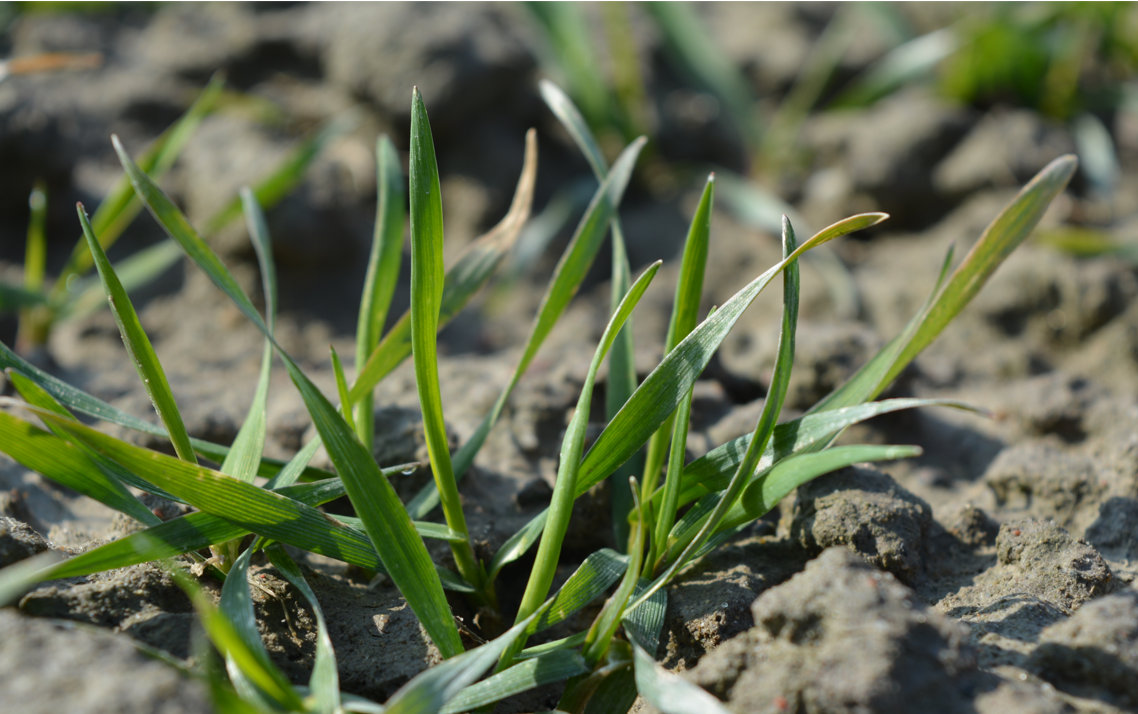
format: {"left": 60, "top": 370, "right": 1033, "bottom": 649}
{"left": 284, "top": 322, "right": 464, "bottom": 657}
{"left": 263, "top": 438, "right": 325, "bottom": 491}
{"left": 541, "top": 78, "right": 643, "bottom": 551}
{"left": 354, "top": 135, "right": 405, "bottom": 447}
{"left": 632, "top": 641, "right": 730, "bottom": 714}
{"left": 622, "top": 582, "right": 667, "bottom": 657}
{"left": 0, "top": 551, "right": 61, "bottom": 608}
{"left": 218, "top": 344, "right": 272, "bottom": 484}
{"left": 215, "top": 187, "right": 279, "bottom": 486}
{"left": 241, "top": 186, "right": 278, "bottom": 331}
{"left": 113, "top": 135, "right": 267, "bottom": 333}
{"left": 15, "top": 181, "right": 47, "bottom": 347}
{"left": 880, "top": 156, "right": 1077, "bottom": 386}
{"left": 584, "top": 482, "right": 646, "bottom": 665}
{"left": 641, "top": 174, "right": 714, "bottom": 529}
{"left": 408, "top": 87, "right": 483, "bottom": 598}
{"left": 7, "top": 368, "right": 187, "bottom": 505}
{"left": 22, "top": 181, "right": 47, "bottom": 293}
{"left": 607, "top": 227, "right": 639, "bottom": 548}
{"left": 664, "top": 176, "right": 715, "bottom": 354}
{"left": 77, "top": 203, "right": 197, "bottom": 464}
{"left": 732, "top": 444, "right": 922, "bottom": 528}
{"left": 113, "top": 145, "right": 464, "bottom": 655}
{"left": 0, "top": 340, "right": 229, "bottom": 460}
{"left": 37, "top": 478, "right": 361, "bottom": 580}
{"left": 508, "top": 136, "right": 646, "bottom": 395}
{"left": 439, "top": 650, "right": 588, "bottom": 714}
{"left": 526, "top": 548, "right": 628, "bottom": 637}
{"left": 519, "top": 632, "right": 589, "bottom": 660}
{"left": 168, "top": 561, "right": 305, "bottom": 711}
{"left": 348, "top": 129, "right": 537, "bottom": 404}
{"left": 539, "top": 79, "right": 609, "bottom": 177}
{"left": 29, "top": 407, "right": 381, "bottom": 566}
{"left": 514, "top": 262, "right": 661, "bottom": 627}
{"left": 47, "top": 511, "right": 250, "bottom": 579}
{"left": 0, "top": 408, "right": 158, "bottom": 526}
{"left": 650, "top": 384, "right": 694, "bottom": 570}
{"left": 678, "top": 398, "right": 978, "bottom": 502}
{"left": 265, "top": 545, "right": 341, "bottom": 714}
{"left": 383, "top": 612, "right": 542, "bottom": 714}
{"left": 814, "top": 155, "right": 1077, "bottom": 412}
{"left": 407, "top": 135, "right": 644, "bottom": 521}
{"left": 329, "top": 345, "right": 357, "bottom": 435}
{"left": 219, "top": 545, "right": 282, "bottom": 708}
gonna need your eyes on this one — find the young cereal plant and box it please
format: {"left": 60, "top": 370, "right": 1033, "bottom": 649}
{"left": 0, "top": 82, "right": 1076, "bottom": 713}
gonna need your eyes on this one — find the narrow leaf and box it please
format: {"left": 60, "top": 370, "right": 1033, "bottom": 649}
{"left": 383, "top": 613, "right": 542, "bottom": 714}
{"left": 354, "top": 135, "right": 405, "bottom": 447}
{"left": 439, "top": 650, "right": 588, "bottom": 714}
{"left": 632, "top": 641, "right": 730, "bottom": 714}
{"left": 679, "top": 398, "right": 978, "bottom": 502}
{"left": 168, "top": 561, "right": 304, "bottom": 711}
{"left": 526, "top": 548, "right": 628, "bottom": 637}
{"left": 78, "top": 204, "right": 197, "bottom": 464}
{"left": 0, "top": 407, "right": 158, "bottom": 526}
{"left": 219, "top": 546, "right": 281, "bottom": 707}
{"left": 408, "top": 86, "right": 482, "bottom": 597}
{"left": 29, "top": 407, "right": 379, "bottom": 566}
{"left": 734, "top": 444, "right": 922, "bottom": 525}
{"left": 815, "top": 155, "right": 1077, "bottom": 411}
{"left": 515, "top": 262, "right": 660, "bottom": 626}
{"left": 577, "top": 213, "right": 883, "bottom": 496}
{"left": 349, "top": 128, "right": 538, "bottom": 403}
{"left": 641, "top": 174, "right": 715, "bottom": 538}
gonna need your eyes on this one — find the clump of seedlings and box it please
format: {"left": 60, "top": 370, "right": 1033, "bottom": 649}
{"left": 0, "top": 81, "right": 1076, "bottom": 713}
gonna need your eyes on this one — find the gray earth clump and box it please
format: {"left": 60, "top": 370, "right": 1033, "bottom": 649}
{"left": 659, "top": 536, "right": 804, "bottom": 670}
{"left": 247, "top": 562, "right": 440, "bottom": 702}
{"left": 684, "top": 547, "right": 980, "bottom": 714}
{"left": 994, "top": 518, "right": 1117, "bottom": 611}
{"left": 983, "top": 443, "right": 1107, "bottom": 533}
{"left": 785, "top": 465, "right": 933, "bottom": 582}
{"left": 1028, "top": 588, "right": 1138, "bottom": 708}
{"left": 18, "top": 561, "right": 197, "bottom": 659}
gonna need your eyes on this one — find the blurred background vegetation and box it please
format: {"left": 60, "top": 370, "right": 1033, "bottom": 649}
{"left": 2, "top": 1, "right": 1136, "bottom": 349}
